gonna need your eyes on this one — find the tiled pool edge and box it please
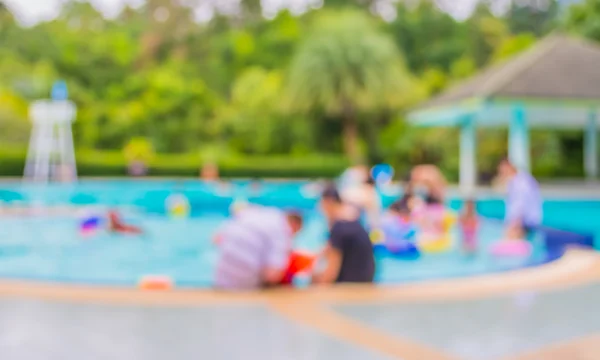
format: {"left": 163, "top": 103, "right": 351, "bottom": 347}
{"left": 0, "top": 249, "right": 597, "bottom": 306}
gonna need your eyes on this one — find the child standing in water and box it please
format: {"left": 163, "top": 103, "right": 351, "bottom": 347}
{"left": 385, "top": 198, "right": 418, "bottom": 244}
{"left": 460, "top": 199, "right": 479, "bottom": 254}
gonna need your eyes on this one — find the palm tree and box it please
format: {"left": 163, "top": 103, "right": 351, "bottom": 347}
{"left": 285, "top": 10, "right": 416, "bottom": 163}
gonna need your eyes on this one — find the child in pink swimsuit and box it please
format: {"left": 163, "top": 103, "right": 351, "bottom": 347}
{"left": 460, "top": 199, "right": 479, "bottom": 254}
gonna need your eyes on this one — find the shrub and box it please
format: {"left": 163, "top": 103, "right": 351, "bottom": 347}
{"left": 123, "top": 137, "right": 155, "bottom": 164}
{"left": 0, "top": 148, "right": 348, "bottom": 179}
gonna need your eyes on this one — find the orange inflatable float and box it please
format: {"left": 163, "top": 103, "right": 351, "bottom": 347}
{"left": 138, "top": 275, "right": 173, "bottom": 291}
{"left": 280, "top": 251, "right": 316, "bottom": 285}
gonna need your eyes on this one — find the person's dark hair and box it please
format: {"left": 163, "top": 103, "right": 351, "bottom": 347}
{"left": 365, "top": 175, "right": 376, "bottom": 186}
{"left": 389, "top": 198, "right": 410, "bottom": 213}
{"left": 424, "top": 194, "right": 442, "bottom": 205}
{"left": 321, "top": 183, "right": 342, "bottom": 203}
{"left": 286, "top": 210, "right": 304, "bottom": 228}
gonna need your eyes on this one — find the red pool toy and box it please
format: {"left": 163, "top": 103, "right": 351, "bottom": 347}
{"left": 139, "top": 275, "right": 173, "bottom": 291}
{"left": 280, "top": 251, "right": 316, "bottom": 285}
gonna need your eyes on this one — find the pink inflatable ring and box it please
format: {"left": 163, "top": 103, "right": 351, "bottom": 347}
{"left": 490, "top": 240, "right": 532, "bottom": 257}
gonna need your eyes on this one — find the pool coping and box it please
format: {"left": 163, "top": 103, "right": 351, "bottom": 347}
{"left": 0, "top": 248, "right": 597, "bottom": 306}
{"left": 4, "top": 178, "right": 600, "bottom": 197}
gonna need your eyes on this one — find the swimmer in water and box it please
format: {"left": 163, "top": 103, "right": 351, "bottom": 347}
{"left": 166, "top": 183, "right": 190, "bottom": 217}
{"left": 200, "top": 162, "right": 219, "bottom": 181}
{"left": 339, "top": 165, "right": 369, "bottom": 188}
{"left": 389, "top": 197, "right": 412, "bottom": 223}
{"left": 410, "top": 164, "right": 447, "bottom": 204}
{"left": 384, "top": 198, "right": 418, "bottom": 245}
{"left": 340, "top": 175, "right": 382, "bottom": 231}
{"left": 460, "top": 199, "right": 479, "bottom": 254}
{"left": 398, "top": 184, "right": 423, "bottom": 214}
{"left": 107, "top": 210, "right": 143, "bottom": 235}
{"left": 200, "top": 162, "right": 232, "bottom": 194}
{"left": 301, "top": 178, "right": 326, "bottom": 198}
{"left": 249, "top": 178, "right": 262, "bottom": 194}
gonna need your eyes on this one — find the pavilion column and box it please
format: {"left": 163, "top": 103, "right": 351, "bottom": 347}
{"left": 584, "top": 110, "right": 598, "bottom": 179}
{"left": 509, "top": 106, "right": 530, "bottom": 171}
{"left": 459, "top": 115, "right": 476, "bottom": 194}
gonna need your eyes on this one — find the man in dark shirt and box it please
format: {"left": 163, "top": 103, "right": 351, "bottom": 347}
{"left": 312, "top": 184, "right": 375, "bottom": 284}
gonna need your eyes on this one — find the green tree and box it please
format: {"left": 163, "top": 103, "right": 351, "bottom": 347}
{"left": 0, "top": 1, "right": 13, "bottom": 36}
{"left": 450, "top": 56, "right": 477, "bottom": 80}
{"left": 467, "top": 4, "right": 510, "bottom": 66}
{"left": 565, "top": 0, "right": 600, "bottom": 41}
{"left": 505, "top": 0, "right": 559, "bottom": 36}
{"left": 286, "top": 10, "right": 415, "bottom": 163}
{"left": 387, "top": 0, "right": 471, "bottom": 73}
{"left": 491, "top": 32, "right": 536, "bottom": 63}
{"left": 217, "top": 67, "right": 286, "bottom": 154}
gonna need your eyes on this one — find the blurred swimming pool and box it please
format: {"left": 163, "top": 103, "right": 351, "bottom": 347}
{"left": 0, "top": 180, "right": 590, "bottom": 287}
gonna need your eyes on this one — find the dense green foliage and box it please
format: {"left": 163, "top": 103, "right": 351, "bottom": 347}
{"left": 0, "top": 0, "right": 595, "bottom": 179}
{"left": 0, "top": 148, "right": 348, "bottom": 178}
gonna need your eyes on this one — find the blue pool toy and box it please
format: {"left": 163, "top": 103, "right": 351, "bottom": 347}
{"left": 372, "top": 215, "right": 420, "bottom": 259}
{"left": 373, "top": 242, "right": 420, "bottom": 259}
{"left": 381, "top": 219, "right": 417, "bottom": 243}
{"left": 370, "top": 164, "right": 394, "bottom": 185}
{"left": 81, "top": 216, "right": 101, "bottom": 229}
{"left": 373, "top": 216, "right": 421, "bottom": 259}
{"left": 80, "top": 215, "right": 103, "bottom": 236}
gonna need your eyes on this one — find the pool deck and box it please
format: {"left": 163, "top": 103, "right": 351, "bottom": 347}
{"left": 450, "top": 182, "right": 600, "bottom": 199}
{"left": 4, "top": 177, "right": 600, "bottom": 197}
{"left": 0, "top": 249, "right": 599, "bottom": 360}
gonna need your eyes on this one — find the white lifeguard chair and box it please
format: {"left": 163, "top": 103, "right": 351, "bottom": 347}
{"left": 24, "top": 81, "right": 77, "bottom": 182}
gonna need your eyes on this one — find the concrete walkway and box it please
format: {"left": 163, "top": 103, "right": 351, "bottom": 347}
{"left": 0, "top": 250, "right": 598, "bottom": 360}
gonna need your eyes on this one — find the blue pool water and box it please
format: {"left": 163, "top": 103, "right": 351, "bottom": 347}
{"left": 0, "top": 180, "right": 589, "bottom": 288}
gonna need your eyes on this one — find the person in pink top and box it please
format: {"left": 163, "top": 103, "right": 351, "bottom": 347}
{"left": 407, "top": 164, "right": 447, "bottom": 237}
{"left": 414, "top": 202, "right": 446, "bottom": 240}
{"left": 459, "top": 199, "right": 479, "bottom": 254}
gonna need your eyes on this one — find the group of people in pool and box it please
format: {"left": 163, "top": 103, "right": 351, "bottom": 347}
{"left": 211, "top": 156, "right": 542, "bottom": 290}
{"left": 212, "top": 183, "right": 376, "bottom": 290}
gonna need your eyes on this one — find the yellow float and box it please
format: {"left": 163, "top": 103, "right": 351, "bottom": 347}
{"left": 419, "top": 235, "right": 452, "bottom": 253}
{"left": 172, "top": 203, "right": 189, "bottom": 217}
{"left": 418, "top": 211, "right": 456, "bottom": 253}
{"left": 167, "top": 194, "right": 190, "bottom": 218}
{"left": 370, "top": 229, "right": 385, "bottom": 245}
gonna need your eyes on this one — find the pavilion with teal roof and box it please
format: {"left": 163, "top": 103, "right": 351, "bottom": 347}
{"left": 409, "top": 35, "right": 600, "bottom": 193}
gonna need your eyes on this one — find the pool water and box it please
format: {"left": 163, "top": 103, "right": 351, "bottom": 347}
{"left": 0, "top": 180, "right": 567, "bottom": 288}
